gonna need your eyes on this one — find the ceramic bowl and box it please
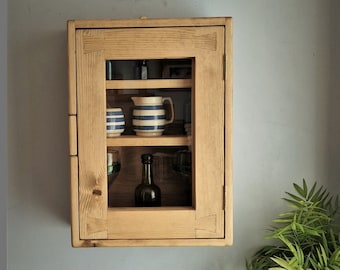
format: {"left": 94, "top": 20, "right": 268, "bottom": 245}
{"left": 106, "top": 108, "right": 123, "bottom": 116}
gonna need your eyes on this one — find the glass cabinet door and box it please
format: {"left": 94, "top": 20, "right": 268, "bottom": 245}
{"left": 75, "top": 25, "right": 227, "bottom": 242}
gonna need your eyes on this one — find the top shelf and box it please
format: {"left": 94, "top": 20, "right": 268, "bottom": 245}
{"left": 106, "top": 79, "right": 192, "bottom": 90}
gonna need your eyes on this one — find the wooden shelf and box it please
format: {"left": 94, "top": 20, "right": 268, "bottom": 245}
{"left": 106, "top": 79, "right": 192, "bottom": 90}
{"left": 107, "top": 135, "right": 191, "bottom": 147}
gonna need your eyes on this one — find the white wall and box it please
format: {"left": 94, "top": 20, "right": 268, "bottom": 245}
{"left": 329, "top": 0, "right": 340, "bottom": 191}
{"left": 7, "top": 1, "right": 340, "bottom": 270}
{"left": 1, "top": 0, "right": 8, "bottom": 269}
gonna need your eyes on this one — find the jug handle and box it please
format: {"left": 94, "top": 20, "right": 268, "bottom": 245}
{"left": 162, "top": 97, "right": 175, "bottom": 125}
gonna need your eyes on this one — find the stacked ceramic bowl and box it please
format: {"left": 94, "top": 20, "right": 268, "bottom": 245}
{"left": 106, "top": 108, "right": 125, "bottom": 137}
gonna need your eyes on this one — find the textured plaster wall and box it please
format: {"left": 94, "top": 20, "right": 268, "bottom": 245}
{"left": 6, "top": 0, "right": 340, "bottom": 270}
{"left": 1, "top": 0, "right": 8, "bottom": 269}
{"left": 329, "top": 0, "right": 340, "bottom": 191}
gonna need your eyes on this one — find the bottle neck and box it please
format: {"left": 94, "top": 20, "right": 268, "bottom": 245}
{"left": 142, "top": 162, "right": 153, "bottom": 185}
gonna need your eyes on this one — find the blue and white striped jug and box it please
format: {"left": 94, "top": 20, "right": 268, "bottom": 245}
{"left": 131, "top": 96, "right": 174, "bottom": 136}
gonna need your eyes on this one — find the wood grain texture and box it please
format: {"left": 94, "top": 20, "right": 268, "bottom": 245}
{"left": 107, "top": 135, "right": 189, "bottom": 147}
{"left": 67, "top": 20, "right": 77, "bottom": 115}
{"left": 106, "top": 79, "right": 192, "bottom": 89}
{"left": 69, "top": 17, "right": 233, "bottom": 246}
{"left": 72, "top": 238, "right": 230, "bottom": 248}
{"left": 68, "top": 115, "right": 77, "bottom": 156}
{"left": 71, "top": 17, "right": 230, "bottom": 29}
{"left": 76, "top": 30, "right": 108, "bottom": 239}
{"left": 193, "top": 26, "right": 225, "bottom": 238}
{"left": 70, "top": 156, "right": 80, "bottom": 246}
{"left": 81, "top": 27, "right": 221, "bottom": 59}
{"left": 107, "top": 208, "right": 196, "bottom": 239}
{"left": 224, "top": 17, "right": 233, "bottom": 245}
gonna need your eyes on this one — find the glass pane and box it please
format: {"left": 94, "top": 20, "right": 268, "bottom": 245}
{"left": 105, "top": 58, "right": 193, "bottom": 208}
{"left": 108, "top": 146, "right": 192, "bottom": 207}
{"left": 106, "top": 59, "right": 192, "bottom": 80}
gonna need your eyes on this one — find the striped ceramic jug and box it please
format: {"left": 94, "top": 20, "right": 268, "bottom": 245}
{"left": 131, "top": 96, "right": 174, "bottom": 136}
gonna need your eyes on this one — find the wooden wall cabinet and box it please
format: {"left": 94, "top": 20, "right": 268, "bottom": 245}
{"left": 68, "top": 17, "right": 233, "bottom": 247}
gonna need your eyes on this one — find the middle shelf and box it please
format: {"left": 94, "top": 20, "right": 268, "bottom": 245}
{"left": 107, "top": 135, "right": 191, "bottom": 147}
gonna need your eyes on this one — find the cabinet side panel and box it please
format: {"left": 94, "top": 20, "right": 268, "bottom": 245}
{"left": 69, "top": 115, "right": 77, "bottom": 156}
{"left": 70, "top": 156, "right": 80, "bottom": 246}
{"left": 76, "top": 30, "right": 108, "bottom": 239}
{"left": 68, "top": 21, "right": 77, "bottom": 115}
{"left": 224, "top": 18, "right": 233, "bottom": 245}
{"left": 194, "top": 27, "right": 225, "bottom": 238}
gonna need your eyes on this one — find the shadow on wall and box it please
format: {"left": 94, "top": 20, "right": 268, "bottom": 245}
{"left": 328, "top": 1, "right": 340, "bottom": 192}
{"left": 328, "top": 132, "right": 340, "bottom": 189}
{"left": 9, "top": 29, "right": 70, "bottom": 224}
{"left": 328, "top": 84, "right": 340, "bottom": 192}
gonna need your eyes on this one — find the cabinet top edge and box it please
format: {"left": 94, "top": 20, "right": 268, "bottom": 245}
{"left": 67, "top": 17, "right": 232, "bottom": 29}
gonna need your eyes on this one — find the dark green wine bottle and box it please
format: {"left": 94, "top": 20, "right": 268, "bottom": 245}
{"left": 135, "top": 154, "right": 161, "bottom": 207}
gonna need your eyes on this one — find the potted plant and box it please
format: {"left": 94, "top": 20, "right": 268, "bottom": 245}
{"left": 246, "top": 179, "right": 340, "bottom": 270}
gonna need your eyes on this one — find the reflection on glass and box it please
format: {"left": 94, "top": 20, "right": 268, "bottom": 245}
{"left": 107, "top": 149, "right": 121, "bottom": 188}
{"left": 173, "top": 150, "right": 192, "bottom": 177}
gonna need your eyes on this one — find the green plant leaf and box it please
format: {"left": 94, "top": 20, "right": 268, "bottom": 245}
{"left": 302, "top": 179, "right": 308, "bottom": 196}
{"left": 283, "top": 198, "right": 304, "bottom": 209}
{"left": 285, "top": 192, "right": 304, "bottom": 203}
{"left": 271, "top": 257, "right": 297, "bottom": 270}
{"left": 293, "top": 181, "right": 307, "bottom": 198}
{"left": 310, "top": 185, "right": 325, "bottom": 202}
{"left": 303, "top": 226, "right": 321, "bottom": 236}
{"left": 246, "top": 180, "right": 340, "bottom": 270}
{"left": 319, "top": 245, "right": 328, "bottom": 266}
{"left": 306, "top": 181, "right": 317, "bottom": 201}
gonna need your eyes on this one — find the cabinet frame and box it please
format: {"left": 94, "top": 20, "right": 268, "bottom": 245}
{"left": 68, "top": 17, "right": 233, "bottom": 247}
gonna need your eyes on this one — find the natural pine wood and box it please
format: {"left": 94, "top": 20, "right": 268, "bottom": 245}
{"left": 70, "top": 237, "right": 231, "bottom": 248}
{"left": 224, "top": 18, "right": 233, "bottom": 246}
{"left": 107, "top": 135, "right": 189, "bottom": 147}
{"left": 76, "top": 31, "right": 108, "bottom": 239}
{"left": 106, "top": 79, "right": 192, "bottom": 90}
{"left": 71, "top": 17, "right": 230, "bottom": 29}
{"left": 107, "top": 208, "right": 196, "bottom": 239}
{"left": 81, "top": 28, "right": 220, "bottom": 59}
{"left": 67, "top": 20, "right": 77, "bottom": 115}
{"left": 68, "top": 115, "right": 77, "bottom": 155}
{"left": 193, "top": 26, "right": 225, "bottom": 238}
{"left": 68, "top": 17, "right": 233, "bottom": 247}
{"left": 70, "top": 156, "right": 80, "bottom": 247}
